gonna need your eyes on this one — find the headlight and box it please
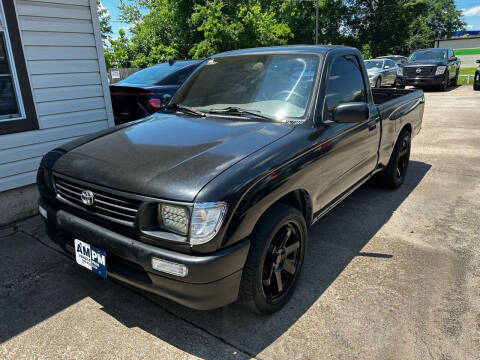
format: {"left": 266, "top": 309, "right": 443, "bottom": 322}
{"left": 435, "top": 66, "right": 446, "bottom": 75}
{"left": 190, "top": 202, "right": 227, "bottom": 245}
{"left": 397, "top": 67, "right": 403, "bottom": 76}
{"left": 158, "top": 204, "right": 189, "bottom": 235}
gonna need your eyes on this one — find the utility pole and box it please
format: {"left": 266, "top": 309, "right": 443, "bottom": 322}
{"left": 294, "top": 0, "right": 319, "bottom": 45}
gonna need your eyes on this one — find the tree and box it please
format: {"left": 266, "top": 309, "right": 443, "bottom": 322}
{"left": 274, "top": 0, "right": 348, "bottom": 46}
{"left": 345, "top": 0, "right": 465, "bottom": 57}
{"left": 108, "top": 0, "right": 466, "bottom": 68}
{"left": 108, "top": 28, "right": 134, "bottom": 68}
{"left": 189, "top": 0, "right": 292, "bottom": 59}
{"left": 96, "top": 0, "right": 112, "bottom": 44}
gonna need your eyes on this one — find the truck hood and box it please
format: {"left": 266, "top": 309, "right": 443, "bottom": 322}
{"left": 53, "top": 113, "right": 293, "bottom": 201}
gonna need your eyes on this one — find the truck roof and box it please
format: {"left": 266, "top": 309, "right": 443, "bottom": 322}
{"left": 213, "top": 45, "right": 358, "bottom": 57}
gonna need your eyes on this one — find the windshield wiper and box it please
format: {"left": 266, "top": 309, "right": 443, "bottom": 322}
{"left": 208, "top": 107, "right": 275, "bottom": 121}
{"left": 165, "top": 103, "right": 206, "bottom": 117}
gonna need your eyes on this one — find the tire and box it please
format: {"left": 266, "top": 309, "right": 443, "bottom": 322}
{"left": 238, "top": 204, "right": 307, "bottom": 314}
{"left": 474, "top": 83, "right": 480, "bottom": 91}
{"left": 375, "top": 77, "right": 382, "bottom": 88}
{"left": 376, "top": 129, "right": 411, "bottom": 189}
{"left": 451, "top": 71, "right": 458, "bottom": 86}
{"left": 439, "top": 72, "right": 449, "bottom": 91}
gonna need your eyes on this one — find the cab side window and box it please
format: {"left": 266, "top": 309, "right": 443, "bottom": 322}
{"left": 386, "top": 59, "right": 396, "bottom": 68}
{"left": 326, "top": 55, "right": 366, "bottom": 119}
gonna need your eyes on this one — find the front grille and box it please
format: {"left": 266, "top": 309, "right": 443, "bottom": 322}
{"left": 53, "top": 175, "right": 142, "bottom": 227}
{"left": 405, "top": 66, "right": 435, "bottom": 77}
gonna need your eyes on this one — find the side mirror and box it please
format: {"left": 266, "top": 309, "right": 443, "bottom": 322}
{"left": 332, "top": 102, "right": 369, "bottom": 123}
{"left": 450, "top": 56, "right": 457, "bottom": 61}
{"left": 384, "top": 65, "right": 390, "bottom": 69}
{"left": 161, "top": 93, "right": 172, "bottom": 107}
{"left": 476, "top": 59, "right": 480, "bottom": 64}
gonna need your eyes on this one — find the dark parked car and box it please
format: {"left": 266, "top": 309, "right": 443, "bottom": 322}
{"left": 110, "top": 60, "right": 201, "bottom": 125}
{"left": 38, "top": 46, "right": 424, "bottom": 314}
{"left": 376, "top": 55, "right": 408, "bottom": 65}
{"left": 396, "top": 48, "right": 460, "bottom": 91}
{"left": 474, "top": 59, "right": 480, "bottom": 91}
{"left": 365, "top": 58, "right": 398, "bottom": 88}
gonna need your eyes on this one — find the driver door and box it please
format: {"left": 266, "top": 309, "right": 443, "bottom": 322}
{"left": 312, "top": 54, "right": 380, "bottom": 210}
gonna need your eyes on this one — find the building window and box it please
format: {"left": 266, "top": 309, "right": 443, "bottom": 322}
{"left": 0, "top": 29, "right": 23, "bottom": 121}
{"left": 0, "top": 0, "right": 38, "bottom": 135}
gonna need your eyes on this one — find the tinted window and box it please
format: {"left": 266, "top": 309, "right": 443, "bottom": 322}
{"left": 326, "top": 56, "right": 366, "bottom": 118}
{"left": 119, "top": 63, "right": 197, "bottom": 85}
{"left": 158, "top": 65, "right": 197, "bottom": 85}
{"left": 386, "top": 59, "right": 397, "bottom": 68}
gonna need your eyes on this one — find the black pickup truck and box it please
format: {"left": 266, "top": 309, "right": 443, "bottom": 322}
{"left": 396, "top": 48, "right": 460, "bottom": 91}
{"left": 37, "top": 46, "right": 424, "bottom": 314}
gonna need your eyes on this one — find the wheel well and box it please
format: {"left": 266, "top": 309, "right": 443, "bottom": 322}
{"left": 401, "top": 123, "right": 412, "bottom": 135}
{"left": 275, "top": 190, "right": 312, "bottom": 226}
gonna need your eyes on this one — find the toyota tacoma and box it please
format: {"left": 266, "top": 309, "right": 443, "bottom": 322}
{"left": 37, "top": 46, "right": 424, "bottom": 314}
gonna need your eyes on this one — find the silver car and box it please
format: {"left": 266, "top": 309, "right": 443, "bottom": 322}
{"left": 364, "top": 59, "right": 398, "bottom": 88}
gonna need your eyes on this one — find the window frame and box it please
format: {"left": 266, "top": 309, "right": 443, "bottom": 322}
{"left": 0, "top": 1, "right": 25, "bottom": 122}
{"left": 0, "top": 0, "right": 38, "bottom": 135}
{"left": 324, "top": 54, "right": 368, "bottom": 120}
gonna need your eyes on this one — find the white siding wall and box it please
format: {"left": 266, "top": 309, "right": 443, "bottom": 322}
{"left": 0, "top": 0, "right": 114, "bottom": 192}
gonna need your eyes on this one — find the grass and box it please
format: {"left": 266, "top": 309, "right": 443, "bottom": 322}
{"left": 458, "top": 67, "right": 477, "bottom": 85}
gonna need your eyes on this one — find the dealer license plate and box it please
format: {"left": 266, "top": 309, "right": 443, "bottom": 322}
{"left": 74, "top": 239, "right": 107, "bottom": 279}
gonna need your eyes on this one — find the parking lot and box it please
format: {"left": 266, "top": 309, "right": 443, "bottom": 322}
{"left": 1, "top": 85, "right": 479, "bottom": 360}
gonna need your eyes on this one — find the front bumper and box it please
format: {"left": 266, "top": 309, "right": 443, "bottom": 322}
{"left": 397, "top": 75, "right": 444, "bottom": 87}
{"left": 39, "top": 198, "right": 250, "bottom": 310}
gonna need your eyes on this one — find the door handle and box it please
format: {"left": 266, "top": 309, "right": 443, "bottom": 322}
{"left": 368, "top": 120, "right": 377, "bottom": 131}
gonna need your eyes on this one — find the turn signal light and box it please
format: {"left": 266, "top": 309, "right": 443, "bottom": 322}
{"left": 151, "top": 257, "right": 188, "bottom": 277}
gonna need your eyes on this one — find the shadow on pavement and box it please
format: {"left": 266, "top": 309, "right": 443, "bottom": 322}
{"left": 0, "top": 161, "right": 431, "bottom": 358}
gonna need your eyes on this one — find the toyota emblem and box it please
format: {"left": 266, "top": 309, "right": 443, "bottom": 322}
{"left": 81, "top": 190, "right": 95, "bottom": 206}
{"left": 416, "top": 68, "right": 422, "bottom": 74}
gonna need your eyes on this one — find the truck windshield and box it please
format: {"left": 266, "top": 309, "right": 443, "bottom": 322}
{"left": 409, "top": 50, "right": 447, "bottom": 61}
{"left": 171, "top": 54, "right": 320, "bottom": 121}
{"left": 364, "top": 60, "right": 384, "bottom": 69}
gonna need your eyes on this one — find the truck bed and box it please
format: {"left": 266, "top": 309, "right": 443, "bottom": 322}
{"left": 371, "top": 88, "right": 421, "bottom": 105}
{"left": 372, "top": 87, "right": 424, "bottom": 168}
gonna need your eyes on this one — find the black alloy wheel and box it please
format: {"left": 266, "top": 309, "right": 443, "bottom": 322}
{"left": 395, "top": 135, "right": 410, "bottom": 182}
{"left": 239, "top": 204, "right": 307, "bottom": 314}
{"left": 262, "top": 222, "right": 302, "bottom": 303}
{"left": 375, "top": 129, "right": 411, "bottom": 189}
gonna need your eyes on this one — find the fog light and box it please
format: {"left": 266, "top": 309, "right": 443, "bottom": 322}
{"left": 151, "top": 257, "right": 188, "bottom": 277}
